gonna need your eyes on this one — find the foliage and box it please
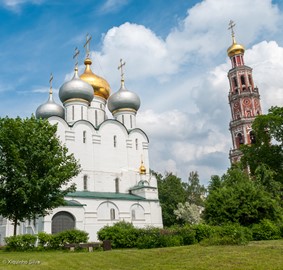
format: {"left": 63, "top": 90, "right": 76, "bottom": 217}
{"left": 155, "top": 172, "right": 187, "bottom": 227}
{"left": 183, "top": 171, "right": 206, "bottom": 206}
{"left": 4, "top": 234, "right": 37, "bottom": 251}
{"left": 97, "top": 221, "right": 139, "bottom": 249}
{"left": 5, "top": 229, "right": 88, "bottom": 251}
{"left": 241, "top": 106, "right": 283, "bottom": 186}
{"left": 0, "top": 116, "right": 80, "bottom": 235}
{"left": 200, "top": 224, "right": 252, "bottom": 246}
{"left": 203, "top": 166, "right": 283, "bottom": 226}
{"left": 251, "top": 219, "right": 281, "bottom": 241}
{"left": 174, "top": 202, "right": 203, "bottom": 224}
{"left": 192, "top": 223, "right": 215, "bottom": 242}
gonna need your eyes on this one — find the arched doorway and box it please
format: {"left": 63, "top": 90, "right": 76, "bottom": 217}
{"left": 51, "top": 211, "right": 75, "bottom": 234}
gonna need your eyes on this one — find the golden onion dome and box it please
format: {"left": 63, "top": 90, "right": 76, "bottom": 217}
{"left": 227, "top": 37, "right": 245, "bottom": 57}
{"left": 139, "top": 161, "right": 146, "bottom": 175}
{"left": 80, "top": 58, "right": 111, "bottom": 100}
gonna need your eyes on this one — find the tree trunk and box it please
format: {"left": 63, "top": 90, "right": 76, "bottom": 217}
{"left": 13, "top": 218, "right": 17, "bottom": 236}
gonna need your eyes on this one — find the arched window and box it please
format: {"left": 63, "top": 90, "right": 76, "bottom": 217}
{"left": 83, "top": 175, "right": 88, "bottom": 190}
{"left": 236, "top": 133, "right": 244, "bottom": 148}
{"left": 110, "top": 208, "right": 115, "bottom": 220}
{"left": 135, "top": 138, "right": 138, "bottom": 150}
{"left": 83, "top": 131, "right": 86, "bottom": 143}
{"left": 115, "top": 178, "right": 119, "bottom": 193}
{"left": 52, "top": 211, "right": 75, "bottom": 234}
{"left": 250, "top": 131, "right": 256, "bottom": 144}
{"left": 114, "top": 135, "right": 117, "bottom": 148}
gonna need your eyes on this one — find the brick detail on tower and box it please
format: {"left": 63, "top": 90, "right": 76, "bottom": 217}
{"left": 227, "top": 21, "right": 262, "bottom": 164}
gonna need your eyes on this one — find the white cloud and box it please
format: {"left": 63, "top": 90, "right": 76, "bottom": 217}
{"left": 1, "top": 0, "right": 43, "bottom": 12}
{"left": 99, "top": 0, "right": 129, "bottom": 13}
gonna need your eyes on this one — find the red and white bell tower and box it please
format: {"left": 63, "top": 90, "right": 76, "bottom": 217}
{"left": 227, "top": 21, "right": 262, "bottom": 163}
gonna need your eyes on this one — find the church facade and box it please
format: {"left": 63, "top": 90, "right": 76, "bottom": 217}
{"left": 0, "top": 39, "right": 163, "bottom": 243}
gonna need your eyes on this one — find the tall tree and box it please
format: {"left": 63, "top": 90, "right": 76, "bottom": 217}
{"left": 0, "top": 117, "right": 80, "bottom": 235}
{"left": 183, "top": 171, "right": 206, "bottom": 206}
{"left": 241, "top": 106, "right": 283, "bottom": 184}
{"left": 203, "top": 166, "right": 282, "bottom": 226}
{"left": 155, "top": 171, "right": 186, "bottom": 227}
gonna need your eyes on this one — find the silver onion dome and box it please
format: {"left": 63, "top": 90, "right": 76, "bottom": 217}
{"left": 59, "top": 68, "right": 93, "bottom": 104}
{"left": 36, "top": 92, "right": 64, "bottom": 119}
{"left": 108, "top": 80, "right": 140, "bottom": 113}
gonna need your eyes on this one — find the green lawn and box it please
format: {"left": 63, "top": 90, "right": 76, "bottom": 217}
{"left": 0, "top": 240, "right": 282, "bottom": 270}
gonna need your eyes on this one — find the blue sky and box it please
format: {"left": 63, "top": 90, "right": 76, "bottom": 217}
{"left": 0, "top": 0, "right": 283, "bottom": 185}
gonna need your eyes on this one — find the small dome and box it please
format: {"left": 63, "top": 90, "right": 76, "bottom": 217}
{"left": 139, "top": 161, "right": 146, "bottom": 175}
{"left": 227, "top": 38, "right": 245, "bottom": 57}
{"left": 36, "top": 93, "right": 64, "bottom": 119}
{"left": 59, "top": 68, "right": 93, "bottom": 104}
{"left": 80, "top": 58, "right": 111, "bottom": 100}
{"left": 108, "top": 80, "right": 140, "bottom": 114}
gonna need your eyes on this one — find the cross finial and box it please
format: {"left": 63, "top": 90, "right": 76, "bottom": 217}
{"left": 49, "top": 73, "right": 53, "bottom": 94}
{"left": 228, "top": 20, "right": 236, "bottom": 39}
{"left": 118, "top": 59, "right": 126, "bottom": 81}
{"left": 73, "top": 47, "right": 80, "bottom": 69}
{"left": 84, "top": 33, "right": 92, "bottom": 58}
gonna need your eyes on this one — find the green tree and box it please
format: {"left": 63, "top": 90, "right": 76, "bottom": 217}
{"left": 183, "top": 171, "right": 206, "bottom": 206}
{"left": 155, "top": 171, "right": 186, "bottom": 227}
{"left": 0, "top": 117, "right": 80, "bottom": 235}
{"left": 241, "top": 106, "right": 283, "bottom": 184}
{"left": 203, "top": 166, "right": 282, "bottom": 226}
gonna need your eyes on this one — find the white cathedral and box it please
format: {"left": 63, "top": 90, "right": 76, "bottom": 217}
{"left": 0, "top": 38, "right": 163, "bottom": 243}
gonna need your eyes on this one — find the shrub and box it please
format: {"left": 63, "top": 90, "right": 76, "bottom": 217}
{"left": 37, "top": 232, "right": 52, "bottom": 248}
{"left": 174, "top": 225, "right": 196, "bottom": 245}
{"left": 200, "top": 224, "right": 251, "bottom": 246}
{"left": 192, "top": 223, "right": 215, "bottom": 242}
{"left": 5, "top": 234, "right": 37, "bottom": 251}
{"left": 252, "top": 219, "right": 281, "bottom": 240}
{"left": 97, "top": 221, "right": 139, "bottom": 248}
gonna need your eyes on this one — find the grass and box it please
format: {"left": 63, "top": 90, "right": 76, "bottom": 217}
{"left": 0, "top": 240, "right": 282, "bottom": 270}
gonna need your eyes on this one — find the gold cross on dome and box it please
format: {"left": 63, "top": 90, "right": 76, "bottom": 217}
{"left": 228, "top": 20, "right": 236, "bottom": 38}
{"left": 84, "top": 33, "right": 92, "bottom": 58}
{"left": 73, "top": 47, "right": 80, "bottom": 68}
{"left": 118, "top": 59, "right": 126, "bottom": 81}
{"left": 49, "top": 73, "right": 53, "bottom": 94}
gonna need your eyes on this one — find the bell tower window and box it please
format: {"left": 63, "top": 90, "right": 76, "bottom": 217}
{"left": 83, "top": 175, "right": 88, "bottom": 191}
{"left": 83, "top": 131, "right": 86, "bottom": 143}
{"left": 114, "top": 135, "right": 117, "bottom": 148}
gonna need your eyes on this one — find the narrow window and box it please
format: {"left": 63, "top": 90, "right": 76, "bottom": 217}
{"left": 83, "top": 131, "right": 86, "bottom": 143}
{"left": 248, "top": 75, "right": 253, "bottom": 86}
{"left": 250, "top": 131, "right": 256, "bottom": 144}
{"left": 130, "top": 115, "right": 133, "bottom": 128}
{"left": 236, "top": 133, "right": 244, "bottom": 147}
{"left": 72, "top": 106, "right": 75, "bottom": 120}
{"left": 132, "top": 210, "right": 136, "bottom": 220}
{"left": 114, "top": 135, "right": 117, "bottom": 148}
{"left": 83, "top": 175, "right": 88, "bottom": 191}
{"left": 122, "top": 115, "right": 125, "bottom": 124}
{"left": 241, "top": 75, "right": 245, "bottom": 86}
{"left": 110, "top": 208, "right": 115, "bottom": 220}
{"left": 81, "top": 106, "right": 83, "bottom": 119}
{"left": 135, "top": 138, "right": 138, "bottom": 150}
{"left": 115, "top": 178, "right": 119, "bottom": 193}
{"left": 95, "top": 110, "right": 98, "bottom": 126}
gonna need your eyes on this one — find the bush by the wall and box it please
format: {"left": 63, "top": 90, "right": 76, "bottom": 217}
{"left": 252, "top": 219, "right": 281, "bottom": 240}
{"left": 174, "top": 226, "right": 197, "bottom": 245}
{"left": 5, "top": 234, "right": 37, "bottom": 251}
{"left": 98, "top": 221, "right": 139, "bottom": 248}
{"left": 192, "top": 223, "right": 215, "bottom": 242}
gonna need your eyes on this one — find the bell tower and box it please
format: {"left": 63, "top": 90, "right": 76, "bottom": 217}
{"left": 227, "top": 20, "right": 262, "bottom": 163}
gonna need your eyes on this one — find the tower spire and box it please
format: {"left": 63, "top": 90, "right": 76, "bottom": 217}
{"left": 49, "top": 73, "right": 53, "bottom": 95}
{"left": 228, "top": 20, "right": 236, "bottom": 43}
{"left": 84, "top": 33, "right": 92, "bottom": 59}
{"left": 73, "top": 47, "right": 80, "bottom": 71}
{"left": 118, "top": 58, "right": 126, "bottom": 85}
